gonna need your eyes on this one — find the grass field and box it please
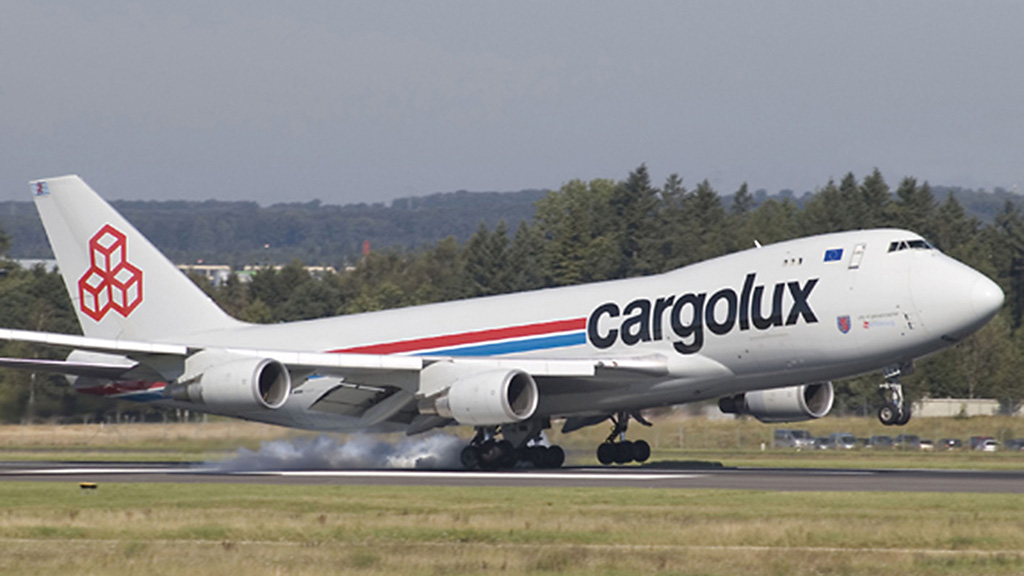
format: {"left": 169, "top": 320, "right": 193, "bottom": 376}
{"left": 0, "top": 483, "right": 1022, "bottom": 575}
{"left": 1, "top": 418, "right": 1023, "bottom": 574}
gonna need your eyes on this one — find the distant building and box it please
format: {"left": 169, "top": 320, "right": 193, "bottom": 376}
{"left": 14, "top": 259, "right": 58, "bottom": 272}
{"left": 178, "top": 264, "right": 232, "bottom": 287}
{"left": 241, "top": 264, "right": 337, "bottom": 278}
{"left": 911, "top": 398, "right": 1017, "bottom": 418}
{"left": 179, "top": 264, "right": 340, "bottom": 286}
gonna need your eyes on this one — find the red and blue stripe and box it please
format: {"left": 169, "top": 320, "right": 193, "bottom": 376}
{"left": 330, "top": 317, "right": 588, "bottom": 357}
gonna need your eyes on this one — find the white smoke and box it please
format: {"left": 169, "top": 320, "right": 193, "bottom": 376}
{"left": 212, "top": 433, "right": 465, "bottom": 471}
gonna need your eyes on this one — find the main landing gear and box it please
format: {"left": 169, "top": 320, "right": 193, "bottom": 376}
{"left": 877, "top": 363, "right": 912, "bottom": 426}
{"left": 459, "top": 423, "right": 565, "bottom": 471}
{"left": 596, "top": 411, "right": 651, "bottom": 465}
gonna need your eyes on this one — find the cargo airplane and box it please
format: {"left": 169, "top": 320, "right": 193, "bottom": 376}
{"left": 0, "top": 176, "right": 1005, "bottom": 469}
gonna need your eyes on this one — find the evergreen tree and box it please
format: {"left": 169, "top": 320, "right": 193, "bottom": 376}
{"left": 800, "top": 179, "right": 848, "bottom": 234}
{"left": 731, "top": 182, "right": 753, "bottom": 216}
{"left": 463, "top": 222, "right": 511, "bottom": 296}
{"left": 534, "top": 179, "right": 618, "bottom": 286}
{"left": 610, "top": 164, "right": 661, "bottom": 277}
{"left": 890, "top": 177, "right": 937, "bottom": 237}
{"left": 687, "top": 179, "right": 729, "bottom": 262}
{"left": 859, "top": 168, "right": 891, "bottom": 228}
{"left": 506, "top": 221, "right": 545, "bottom": 292}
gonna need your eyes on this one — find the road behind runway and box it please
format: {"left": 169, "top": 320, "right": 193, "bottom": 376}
{"left": 1, "top": 461, "right": 1023, "bottom": 493}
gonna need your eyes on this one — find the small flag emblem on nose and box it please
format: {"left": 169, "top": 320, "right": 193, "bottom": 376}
{"left": 824, "top": 248, "right": 844, "bottom": 262}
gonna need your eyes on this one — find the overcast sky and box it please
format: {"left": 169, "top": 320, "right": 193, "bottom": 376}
{"left": 2, "top": 1, "right": 1022, "bottom": 204}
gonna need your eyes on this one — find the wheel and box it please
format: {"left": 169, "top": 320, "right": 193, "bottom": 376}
{"left": 597, "top": 442, "right": 616, "bottom": 465}
{"left": 614, "top": 441, "right": 634, "bottom": 464}
{"left": 497, "top": 440, "right": 518, "bottom": 469}
{"left": 896, "top": 404, "right": 912, "bottom": 426}
{"left": 460, "top": 445, "right": 481, "bottom": 470}
{"left": 523, "top": 446, "right": 543, "bottom": 466}
{"left": 542, "top": 446, "right": 565, "bottom": 469}
{"left": 878, "top": 403, "right": 900, "bottom": 426}
{"left": 631, "top": 439, "right": 651, "bottom": 463}
{"left": 478, "top": 440, "right": 501, "bottom": 470}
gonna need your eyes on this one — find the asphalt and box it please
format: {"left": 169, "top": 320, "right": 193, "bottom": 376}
{"left": 1, "top": 461, "right": 1023, "bottom": 492}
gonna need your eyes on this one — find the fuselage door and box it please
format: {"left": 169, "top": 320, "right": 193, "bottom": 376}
{"left": 848, "top": 243, "right": 866, "bottom": 269}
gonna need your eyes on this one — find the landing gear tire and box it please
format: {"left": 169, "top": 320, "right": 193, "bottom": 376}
{"left": 878, "top": 403, "right": 900, "bottom": 426}
{"left": 522, "top": 446, "right": 542, "bottom": 466}
{"left": 460, "top": 445, "right": 481, "bottom": 470}
{"left": 542, "top": 446, "right": 565, "bottom": 469}
{"left": 596, "top": 411, "right": 654, "bottom": 466}
{"left": 631, "top": 439, "right": 651, "bottom": 463}
{"left": 896, "top": 404, "right": 912, "bottom": 426}
{"left": 478, "top": 440, "right": 501, "bottom": 471}
{"left": 877, "top": 366, "right": 912, "bottom": 427}
{"left": 497, "top": 440, "right": 517, "bottom": 469}
{"left": 614, "top": 441, "right": 634, "bottom": 464}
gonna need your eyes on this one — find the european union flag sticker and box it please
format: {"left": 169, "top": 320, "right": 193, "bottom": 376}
{"left": 824, "top": 248, "right": 844, "bottom": 262}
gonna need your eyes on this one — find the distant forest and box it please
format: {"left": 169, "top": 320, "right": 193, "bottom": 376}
{"left": 0, "top": 181, "right": 1020, "bottom": 267}
{"left": 0, "top": 189, "right": 548, "bottom": 266}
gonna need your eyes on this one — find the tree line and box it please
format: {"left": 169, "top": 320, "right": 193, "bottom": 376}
{"left": 1, "top": 165, "right": 1023, "bottom": 422}
{"left": 0, "top": 189, "right": 547, "bottom": 266}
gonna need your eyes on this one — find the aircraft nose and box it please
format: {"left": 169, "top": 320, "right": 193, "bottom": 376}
{"left": 972, "top": 275, "right": 1004, "bottom": 321}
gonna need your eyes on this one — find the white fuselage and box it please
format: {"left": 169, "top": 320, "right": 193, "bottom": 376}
{"left": 160, "top": 228, "right": 1002, "bottom": 432}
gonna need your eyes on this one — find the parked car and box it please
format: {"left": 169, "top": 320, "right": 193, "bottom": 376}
{"left": 1004, "top": 439, "right": 1024, "bottom": 452}
{"left": 976, "top": 438, "right": 1000, "bottom": 452}
{"left": 868, "top": 435, "right": 893, "bottom": 449}
{"left": 774, "top": 429, "right": 815, "bottom": 449}
{"left": 939, "top": 438, "right": 962, "bottom": 450}
{"left": 894, "top": 434, "right": 921, "bottom": 450}
{"left": 970, "top": 436, "right": 996, "bottom": 450}
{"left": 827, "top": 432, "right": 858, "bottom": 450}
{"left": 814, "top": 437, "right": 830, "bottom": 450}
{"left": 919, "top": 439, "right": 934, "bottom": 451}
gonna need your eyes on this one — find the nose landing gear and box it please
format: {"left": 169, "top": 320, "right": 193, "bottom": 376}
{"left": 878, "top": 363, "right": 912, "bottom": 426}
{"left": 596, "top": 411, "right": 651, "bottom": 465}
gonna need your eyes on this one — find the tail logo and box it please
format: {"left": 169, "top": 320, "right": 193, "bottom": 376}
{"left": 77, "top": 225, "right": 143, "bottom": 321}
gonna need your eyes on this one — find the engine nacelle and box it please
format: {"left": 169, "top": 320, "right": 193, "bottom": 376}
{"left": 171, "top": 352, "right": 292, "bottom": 412}
{"left": 425, "top": 369, "right": 539, "bottom": 426}
{"left": 718, "top": 382, "right": 834, "bottom": 423}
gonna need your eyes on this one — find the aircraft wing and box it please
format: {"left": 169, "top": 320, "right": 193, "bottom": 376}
{"left": 0, "top": 327, "right": 702, "bottom": 433}
{"left": 0, "top": 327, "right": 673, "bottom": 387}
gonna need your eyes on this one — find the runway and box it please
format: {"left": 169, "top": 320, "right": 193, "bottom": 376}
{"left": 2, "top": 461, "right": 1023, "bottom": 492}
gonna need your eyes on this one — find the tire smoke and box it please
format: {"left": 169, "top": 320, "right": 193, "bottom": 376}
{"left": 213, "top": 433, "right": 465, "bottom": 471}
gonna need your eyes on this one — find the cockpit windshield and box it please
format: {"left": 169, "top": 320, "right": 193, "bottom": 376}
{"left": 888, "top": 239, "right": 935, "bottom": 253}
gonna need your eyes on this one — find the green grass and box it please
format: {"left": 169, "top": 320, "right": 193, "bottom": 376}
{"left": 2, "top": 419, "right": 1023, "bottom": 574}
{"left": 0, "top": 483, "right": 1022, "bottom": 575}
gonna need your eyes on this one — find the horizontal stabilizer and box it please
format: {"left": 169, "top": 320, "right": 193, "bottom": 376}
{"left": 0, "top": 357, "right": 137, "bottom": 380}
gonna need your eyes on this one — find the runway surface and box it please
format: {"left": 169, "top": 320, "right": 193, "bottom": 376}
{"left": 2, "top": 461, "right": 1023, "bottom": 492}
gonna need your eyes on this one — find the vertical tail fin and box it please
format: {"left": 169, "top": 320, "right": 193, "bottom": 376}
{"left": 30, "top": 175, "right": 245, "bottom": 341}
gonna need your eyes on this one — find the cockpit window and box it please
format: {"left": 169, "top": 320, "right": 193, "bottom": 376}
{"left": 888, "top": 239, "right": 935, "bottom": 253}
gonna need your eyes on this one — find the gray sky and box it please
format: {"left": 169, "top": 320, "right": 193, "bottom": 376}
{"left": 2, "top": 1, "right": 1022, "bottom": 203}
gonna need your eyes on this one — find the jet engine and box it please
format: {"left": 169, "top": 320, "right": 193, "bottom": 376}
{"left": 718, "top": 382, "right": 834, "bottom": 423}
{"left": 169, "top": 351, "right": 292, "bottom": 412}
{"left": 423, "top": 369, "right": 539, "bottom": 426}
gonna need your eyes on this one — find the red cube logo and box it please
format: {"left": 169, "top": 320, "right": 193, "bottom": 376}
{"left": 77, "top": 225, "right": 143, "bottom": 321}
